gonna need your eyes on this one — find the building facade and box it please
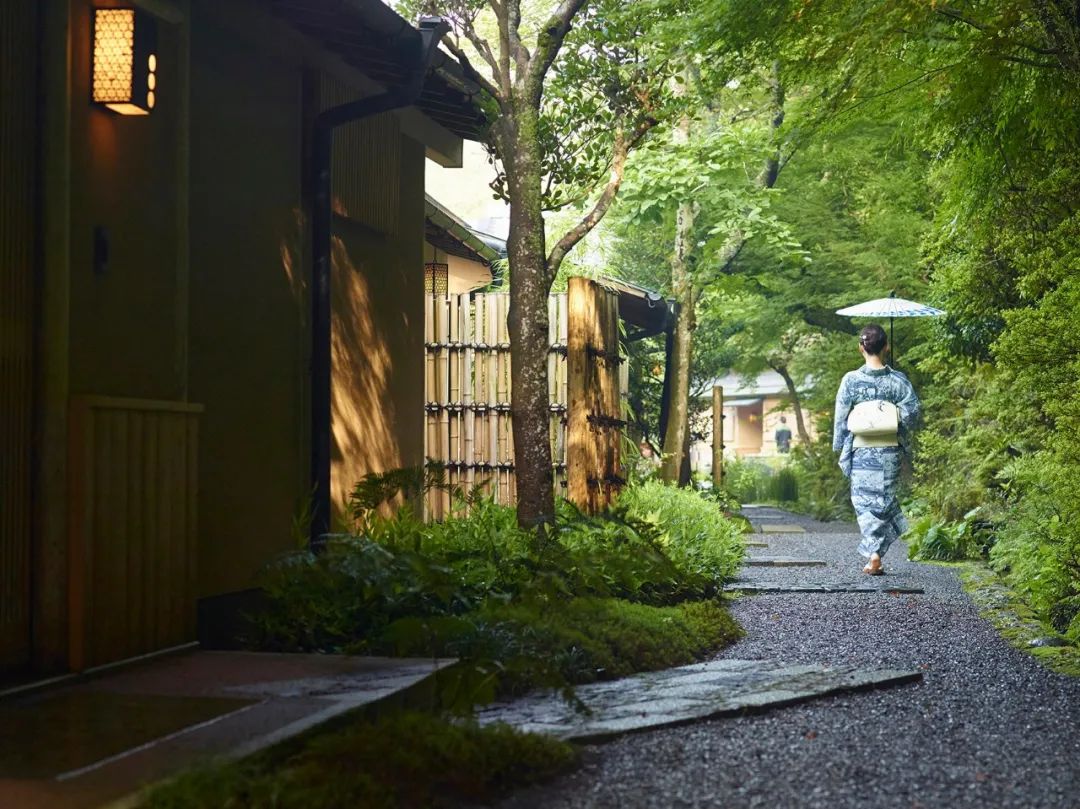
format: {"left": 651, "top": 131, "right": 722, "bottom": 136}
{"left": 0, "top": 0, "right": 483, "bottom": 679}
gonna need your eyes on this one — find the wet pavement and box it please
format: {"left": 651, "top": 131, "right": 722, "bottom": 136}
{"left": 0, "top": 651, "right": 452, "bottom": 809}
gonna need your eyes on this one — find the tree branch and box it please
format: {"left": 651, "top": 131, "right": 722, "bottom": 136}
{"left": 439, "top": 37, "right": 505, "bottom": 107}
{"left": 546, "top": 116, "right": 656, "bottom": 279}
{"left": 525, "top": 0, "right": 589, "bottom": 106}
{"left": 457, "top": 15, "right": 503, "bottom": 86}
{"left": 488, "top": 0, "right": 513, "bottom": 96}
{"left": 506, "top": 0, "right": 529, "bottom": 80}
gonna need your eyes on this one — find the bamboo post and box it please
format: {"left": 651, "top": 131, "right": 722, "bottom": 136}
{"left": 437, "top": 294, "right": 451, "bottom": 518}
{"left": 463, "top": 294, "right": 476, "bottom": 499}
{"left": 712, "top": 385, "right": 724, "bottom": 490}
{"left": 424, "top": 294, "right": 435, "bottom": 519}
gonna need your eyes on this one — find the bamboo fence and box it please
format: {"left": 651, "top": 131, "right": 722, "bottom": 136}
{"left": 424, "top": 279, "right": 626, "bottom": 518}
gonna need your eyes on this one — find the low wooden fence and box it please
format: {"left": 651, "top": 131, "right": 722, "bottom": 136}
{"left": 424, "top": 277, "right": 626, "bottom": 518}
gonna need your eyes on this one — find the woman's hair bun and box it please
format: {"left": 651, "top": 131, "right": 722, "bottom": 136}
{"left": 859, "top": 324, "right": 888, "bottom": 356}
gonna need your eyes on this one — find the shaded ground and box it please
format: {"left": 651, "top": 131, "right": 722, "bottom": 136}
{"left": 501, "top": 507, "right": 1080, "bottom": 809}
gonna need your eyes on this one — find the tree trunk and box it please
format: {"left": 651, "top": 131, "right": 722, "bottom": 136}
{"left": 660, "top": 244, "right": 697, "bottom": 484}
{"left": 660, "top": 110, "right": 698, "bottom": 484}
{"left": 773, "top": 362, "right": 811, "bottom": 445}
{"left": 499, "top": 111, "right": 556, "bottom": 529}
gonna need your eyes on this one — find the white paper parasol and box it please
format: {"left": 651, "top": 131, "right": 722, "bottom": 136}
{"left": 836, "top": 292, "right": 945, "bottom": 364}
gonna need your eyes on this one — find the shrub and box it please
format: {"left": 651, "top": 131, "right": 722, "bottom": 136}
{"left": 722, "top": 457, "right": 772, "bottom": 504}
{"left": 382, "top": 597, "right": 743, "bottom": 690}
{"left": 904, "top": 508, "right": 992, "bottom": 562}
{"left": 990, "top": 454, "right": 1080, "bottom": 636}
{"left": 251, "top": 472, "right": 746, "bottom": 695}
{"left": 769, "top": 468, "right": 799, "bottom": 503}
{"left": 618, "top": 479, "right": 744, "bottom": 583}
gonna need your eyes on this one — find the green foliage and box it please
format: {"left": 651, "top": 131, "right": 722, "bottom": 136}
{"left": 771, "top": 468, "right": 799, "bottom": 504}
{"left": 904, "top": 507, "right": 993, "bottom": 563}
{"left": 990, "top": 454, "right": 1080, "bottom": 638}
{"left": 618, "top": 480, "right": 745, "bottom": 582}
{"left": 722, "top": 457, "right": 771, "bottom": 504}
{"left": 721, "top": 458, "right": 799, "bottom": 507}
{"left": 139, "top": 711, "right": 578, "bottom": 809}
{"left": 253, "top": 470, "right": 745, "bottom": 698}
{"left": 788, "top": 441, "right": 853, "bottom": 522}
{"left": 385, "top": 597, "right": 742, "bottom": 691}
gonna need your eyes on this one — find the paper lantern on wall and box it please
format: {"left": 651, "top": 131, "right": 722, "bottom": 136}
{"left": 92, "top": 8, "right": 158, "bottom": 115}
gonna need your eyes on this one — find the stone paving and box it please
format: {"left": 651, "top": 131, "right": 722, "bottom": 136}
{"left": 0, "top": 652, "right": 453, "bottom": 809}
{"left": 476, "top": 660, "right": 919, "bottom": 743}
{"left": 743, "top": 557, "right": 827, "bottom": 567}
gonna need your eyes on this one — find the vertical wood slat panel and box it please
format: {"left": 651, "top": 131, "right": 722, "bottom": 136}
{"left": 68, "top": 397, "right": 203, "bottom": 670}
{"left": 0, "top": 0, "right": 39, "bottom": 669}
{"left": 320, "top": 74, "right": 400, "bottom": 234}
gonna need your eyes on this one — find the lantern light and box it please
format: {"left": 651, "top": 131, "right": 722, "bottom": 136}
{"left": 424, "top": 262, "right": 449, "bottom": 294}
{"left": 92, "top": 8, "right": 158, "bottom": 115}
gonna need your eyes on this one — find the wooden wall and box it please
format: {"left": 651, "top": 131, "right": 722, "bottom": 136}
{"left": 0, "top": 0, "right": 39, "bottom": 672}
{"left": 68, "top": 397, "right": 202, "bottom": 670}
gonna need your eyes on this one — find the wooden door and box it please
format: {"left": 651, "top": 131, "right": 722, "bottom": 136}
{"left": 0, "top": 0, "right": 39, "bottom": 671}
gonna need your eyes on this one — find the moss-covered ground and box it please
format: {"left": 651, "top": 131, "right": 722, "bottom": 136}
{"left": 139, "top": 711, "right": 578, "bottom": 809}
{"left": 954, "top": 561, "right": 1080, "bottom": 678}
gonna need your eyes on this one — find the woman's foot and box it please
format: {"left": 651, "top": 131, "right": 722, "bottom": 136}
{"left": 862, "top": 553, "right": 884, "bottom": 576}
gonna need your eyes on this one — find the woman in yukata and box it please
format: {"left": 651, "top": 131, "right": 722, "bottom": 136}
{"left": 832, "top": 324, "right": 921, "bottom": 575}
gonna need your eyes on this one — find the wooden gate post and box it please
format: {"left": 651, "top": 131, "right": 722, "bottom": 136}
{"left": 712, "top": 385, "right": 724, "bottom": 490}
{"left": 566, "top": 278, "right": 592, "bottom": 510}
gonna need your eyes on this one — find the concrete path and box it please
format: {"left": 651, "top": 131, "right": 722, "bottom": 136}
{"left": 0, "top": 651, "right": 452, "bottom": 809}
{"left": 501, "top": 507, "right": 1080, "bottom": 809}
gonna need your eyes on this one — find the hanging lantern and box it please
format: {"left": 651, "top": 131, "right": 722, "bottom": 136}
{"left": 424, "top": 262, "right": 449, "bottom": 294}
{"left": 92, "top": 8, "right": 158, "bottom": 115}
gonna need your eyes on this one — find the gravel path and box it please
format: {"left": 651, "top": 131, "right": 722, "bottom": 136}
{"left": 500, "top": 507, "right": 1080, "bottom": 809}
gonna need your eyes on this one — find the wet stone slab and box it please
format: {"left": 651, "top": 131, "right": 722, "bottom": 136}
{"left": 757, "top": 524, "right": 807, "bottom": 534}
{"left": 476, "top": 659, "right": 921, "bottom": 743}
{"left": 743, "top": 557, "right": 827, "bottom": 567}
{"left": 725, "top": 581, "right": 925, "bottom": 594}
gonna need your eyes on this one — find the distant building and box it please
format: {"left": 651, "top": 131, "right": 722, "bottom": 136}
{"left": 690, "top": 371, "right": 816, "bottom": 472}
{"left": 423, "top": 194, "right": 505, "bottom": 294}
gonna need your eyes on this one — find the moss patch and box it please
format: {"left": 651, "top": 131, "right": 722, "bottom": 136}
{"left": 139, "top": 711, "right": 578, "bottom": 809}
{"left": 383, "top": 596, "right": 745, "bottom": 694}
{"left": 956, "top": 561, "right": 1080, "bottom": 678}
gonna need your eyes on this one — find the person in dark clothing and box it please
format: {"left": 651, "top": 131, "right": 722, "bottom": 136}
{"left": 775, "top": 416, "right": 792, "bottom": 454}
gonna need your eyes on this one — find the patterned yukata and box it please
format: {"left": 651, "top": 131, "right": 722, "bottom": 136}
{"left": 832, "top": 366, "right": 921, "bottom": 559}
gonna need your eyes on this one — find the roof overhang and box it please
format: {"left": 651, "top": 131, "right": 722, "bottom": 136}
{"left": 425, "top": 195, "right": 504, "bottom": 265}
{"left": 263, "top": 0, "right": 490, "bottom": 144}
{"left": 600, "top": 277, "right": 675, "bottom": 341}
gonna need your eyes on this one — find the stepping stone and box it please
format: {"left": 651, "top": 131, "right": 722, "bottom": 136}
{"left": 744, "top": 557, "right": 827, "bottom": 567}
{"left": 476, "top": 659, "right": 921, "bottom": 743}
{"left": 743, "top": 541, "right": 769, "bottom": 548}
{"left": 758, "top": 523, "right": 805, "bottom": 533}
{"left": 724, "top": 581, "right": 924, "bottom": 594}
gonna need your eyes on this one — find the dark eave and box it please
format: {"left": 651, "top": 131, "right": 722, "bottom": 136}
{"left": 264, "top": 0, "right": 489, "bottom": 140}
{"left": 425, "top": 194, "right": 503, "bottom": 264}
{"left": 600, "top": 277, "right": 675, "bottom": 341}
